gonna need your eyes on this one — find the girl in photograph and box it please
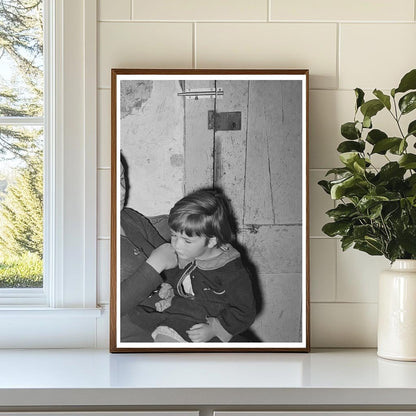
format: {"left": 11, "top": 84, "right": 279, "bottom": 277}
{"left": 120, "top": 159, "right": 256, "bottom": 342}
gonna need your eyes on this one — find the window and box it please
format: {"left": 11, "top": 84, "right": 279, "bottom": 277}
{"left": 0, "top": 0, "right": 100, "bottom": 348}
{"left": 0, "top": 0, "right": 45, "bottom": 294}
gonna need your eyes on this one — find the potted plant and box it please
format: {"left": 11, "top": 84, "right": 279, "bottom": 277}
{"left": 319, "top": 68, "right": 416, "bottom": 361}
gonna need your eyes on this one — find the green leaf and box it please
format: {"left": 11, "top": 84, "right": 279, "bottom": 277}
{"left": 363, "top": 116, "right": 372, "bottom": 129}
{"left": 373, "top": 89, "right": 391, "bottom": 110}
{"left": 408, "top": 174, "right": 416, "bottom": 186}
{"left": 371, "top": 137, "right": 402, "bottom": 154}
{"left": 360, "top": 99, "right": 384, "bottom": 119}
{"left": 395, "top": 69, "right": 416, "bottom": 94}
{"left": 366, "top": 129, "right": 387, "bottom": 145}
{"left": 322, "top": 221, "right": 351, "bottom": 237}
{"left": 326, "top": 203, "right": 357, "bottom": 220}
{"left": 386, "top": 240, "right": 403, "bottom": 263}
{"left": 341, "top": 122, "right": 361, "bottom": 140}
{"left": 369, "top": 203, "right": 383, "bottom": 219}
{"left": 389, "top": 139, "right": 408, "bottom": 155}
{"left": 406, "top": 175, "right": 416, "bottom": 197}
{"left": 399, "top": 92, "right": 416, "bottom": 115}
{"left": 399, "top": 154, "right": 416, "bottom": 169}
{"left": 330, "top": 176, "right": 359, "bottom": 199}
{"left": 357, "top": 195, "right": 389, "bottom": 211}
{"left": 353, "top": 158, "right": 366, "bottom": 174}
{"left": 354, "top": 241, "right": 383, "bottom": 256}
{"left": 398, "top": 227, "right": 416, "bottom": 255}
{"left": 339, "top": 152, "right": 365, "bottom": 168}
{"left": 325, "top": 167, "right": 351, "bottom": 176}
{"left": 339, "top": 152, "right": 358, "bottom": 166}
{"left": 355, "top": 88, "right": 365, "bottom": 110}
{"left": 377, "top": 162, "right": 406, "bottom": 181}
{"left": 352, "top": 224, "right": 374, "bottom": 240}
{"left": 337, "top": 140, "right": 365, "bottom": 153}
{"left": 318, "top": 180, "right": 331, "bottom": 194}
{"left": 399, "top": 139, "right": 407, "bottom": 154}
{"left": 407, "top": 120, "right": 416, "bottom": 137}
{"left": 341, "top": 235, "right": 355, "bottom": 251}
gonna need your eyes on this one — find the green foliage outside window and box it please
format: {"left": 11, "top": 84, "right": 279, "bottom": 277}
{"left": 0, "top": 0, "right": 44, "bottom": 288}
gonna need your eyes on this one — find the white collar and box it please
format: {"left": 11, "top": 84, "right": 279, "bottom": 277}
{"left": 177, "top": 244, "right": 240, "bottom": 270}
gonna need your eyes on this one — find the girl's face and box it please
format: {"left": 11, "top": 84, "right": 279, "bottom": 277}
{"left": 170, "top": 230, "right": 216, "bottom": 261}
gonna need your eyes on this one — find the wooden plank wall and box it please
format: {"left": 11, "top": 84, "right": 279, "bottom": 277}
{"left": 242, "top": 80, "right": 303, "bottom": 342}
{"left": 184, "top": 80, "right": 215, "bottom": 193}
{"left": 183, "top": 79, "right": 305, "bottom": 343}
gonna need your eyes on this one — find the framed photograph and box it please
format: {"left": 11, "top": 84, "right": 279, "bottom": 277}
{"left": 110, "top": 69, "right": 310, "bottom": 352}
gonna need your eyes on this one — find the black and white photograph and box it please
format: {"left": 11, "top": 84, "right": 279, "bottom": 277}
{"left": 110, "top": 69, "right": 309, "bottom": 352}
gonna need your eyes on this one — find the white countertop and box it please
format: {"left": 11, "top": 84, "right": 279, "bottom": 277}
{"left": 0, "top": 348, "right": 416, "bottom": 408}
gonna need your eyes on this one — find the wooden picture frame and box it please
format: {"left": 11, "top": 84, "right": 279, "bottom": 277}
{"left": 110, "top": 69, "right": 310, "bottom": 352}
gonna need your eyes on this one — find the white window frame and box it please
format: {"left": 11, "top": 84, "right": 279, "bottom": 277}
{"left": 0, "top": 0, "right": 101, "bottom": 348}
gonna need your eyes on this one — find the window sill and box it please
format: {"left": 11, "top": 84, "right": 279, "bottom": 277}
{"left": 0, "top": 306, "right": 101, "bottom": 316}
{"left": 0, "top": 307, "right": 103, "bottom": 348}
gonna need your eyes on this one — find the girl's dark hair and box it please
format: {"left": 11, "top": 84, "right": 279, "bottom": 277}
{"left": 168, "top": 189, "right": 234, "bottom": 247}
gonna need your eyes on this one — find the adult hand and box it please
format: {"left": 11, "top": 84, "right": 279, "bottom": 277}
{"left": 186, "top": 322, "right": 215, "bottom": 343}
{"left": 146, "top": 243, "right": 178, "bottom": 273}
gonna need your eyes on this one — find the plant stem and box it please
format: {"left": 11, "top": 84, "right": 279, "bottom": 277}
{"left": 390, "top": 97, "right": 406, "bottom": 139}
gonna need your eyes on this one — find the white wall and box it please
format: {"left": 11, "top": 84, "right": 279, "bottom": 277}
{"left": 96, "top": 0, "right": 416, "bottom": 348}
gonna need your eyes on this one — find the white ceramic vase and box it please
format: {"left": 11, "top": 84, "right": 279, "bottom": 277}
{"left": 378, "top": 259, "right": 416, "bottom": 361}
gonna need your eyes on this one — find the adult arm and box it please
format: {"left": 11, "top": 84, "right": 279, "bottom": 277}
{"left": 121, "top": 243, "right": 178, "bottom": 316}
{"left": 120, "top": 261, "right": 163, "bottom": 316}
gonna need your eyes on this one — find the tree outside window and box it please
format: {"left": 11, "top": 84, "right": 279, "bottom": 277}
{"left": 0, "top": 0, "right": 44, "bottom": 288}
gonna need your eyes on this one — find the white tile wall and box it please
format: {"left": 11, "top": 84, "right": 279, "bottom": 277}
{"left": 98, "top": 22, "right": 193, "bottom": 88}
{"left": 311, "top": 303, "right": 378, "bottom": 347}
{"left": 132, "top": 0, "right": 268, "bottom": 21}
{"left": 309, "top": 90, "right": 354, "bottom": 169}
{"left": 99, "top": 0, "right": 131, "bottom": 20}
{"left": 96, "top": 0, "right": 416, "bottom": 348}
{"left": 340, "top": 24, "right": 416, "bottom": 90}
{"left": 310, "top": 239, "right": 336, "bottom": 302}
{"left": 336, "top": 247, "right": 390, "bottom": 303}
{"left": 196, "top": 23, "right": 338, "bottom": 89}
{"left": 270, "top": 0, "right": 414, "bottom": 22}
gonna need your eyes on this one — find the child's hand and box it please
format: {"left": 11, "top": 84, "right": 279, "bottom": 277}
{"left": 154, "top": 283, "right": 175, "bottom": 312}
{"left": 158, "top": 282, "right": 174, "bottom": 299}
{"left": 186, "top": 322, "right": 215, "bottom": 343}
{"left": 146, "top": 243, "right": 178, "bottom": 273}
{"left": 155, "top": 298, "right": 172, "bottom": 312}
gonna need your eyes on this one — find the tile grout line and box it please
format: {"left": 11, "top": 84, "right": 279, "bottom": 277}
{"left": 336, "top": 22, "right": 340, "bottom": 90}
{"left": 333, "top": 230, "right": 338, "bottom": 303}
{"left": 193, "top": 22, "right": 197, "bottom": 68}
{"left": 311, "top": 301, "right": 378, "bottom": 305}
{"left": 98, "top": 19, "right": 415, "bottom": 24}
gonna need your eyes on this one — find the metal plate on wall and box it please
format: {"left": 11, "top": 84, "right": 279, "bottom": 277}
{"left": 208, "top": 111, "right": 242, "bottom": 131}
